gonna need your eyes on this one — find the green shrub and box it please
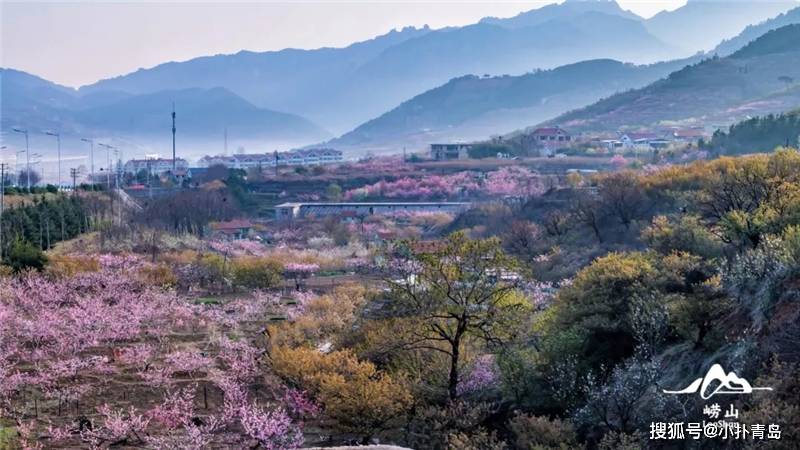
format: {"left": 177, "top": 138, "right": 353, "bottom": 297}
{"left": 597, "top": 431, "right": 644, "bottom": 450}
{"left": 539, "top": 252, "right": 656, "bottom": 370}
{"left": 0, "top": 425, "right": 20, "bottom": 450}
{"left": 642, "top": 215, "right": 724, "bottom": 259}
{"left": 5, "top": 238, "right": 47, "bottom": 273}
{"left": 508, "top": 413, "right": 579, "bottom": 450}
{"left": 230, "top": 257, "right": 283, "bottom": 289}
{"left": 447, "top": 430, "right": 508, "bottom": 450}
{"left": 406, "top": 401, "right": 493, "bottom": 450}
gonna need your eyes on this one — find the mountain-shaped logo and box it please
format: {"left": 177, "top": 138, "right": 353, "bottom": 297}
{"left": 663, "top": 364, "right": 773, "bottom": 399}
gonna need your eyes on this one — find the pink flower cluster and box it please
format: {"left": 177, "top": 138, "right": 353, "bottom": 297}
{"left": 344, "top": 171, "right": 480, "bottom": 200}
{"left": 344, "top": 155, "right": 411, "bottom": 174}
{"left": 239, "top": 403, "right": 303, "bottom": 450}
{"left": 457, "top": 355, "right": 499, "bottom": 396}
{"left": 483, "top": 166, "right": 545, "bottom": 197}
{"left": 0, "top": 259, "right": 305, "bottom": 448}
{"left": 285, "top": 290, "right": 318, "bottom": 321}
{"left": 280, "top": 387, "right": 320, "bottom": 419}
{"left": 344, "top": 167, "right": 545, "bottom": 200}
{"left": 610, "top": 154, "right": 628, "bottom": 168}
{"left": 284, "top": 262, "right": 320, "bottom": 273}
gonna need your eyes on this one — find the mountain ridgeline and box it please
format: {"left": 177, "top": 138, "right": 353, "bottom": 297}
{"left": 541, "top": 24, "right": 800, "bottom": 134}
{"left": 331, "top": 57, "right": 701, "bottom": 151}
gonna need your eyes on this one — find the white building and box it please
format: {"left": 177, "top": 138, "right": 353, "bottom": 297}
{"left": 611, "top": 132, "right": 672, "bottom": 151}
{"left": 123, "top": 158, "right": 189, "bottom": 175}
{"left": 197, "top": 148, "right": 343, "bottom": 169}
{"left": 430, "top": 144, "right": 471, "bottom": 160}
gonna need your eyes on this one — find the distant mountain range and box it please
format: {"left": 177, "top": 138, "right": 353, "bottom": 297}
{"left": 712, "top": 6, "right": 800, "bottom": 56}
{"left": 330, "top": 5, "right": 800, "bottom": 151}
{"left": 541, "top": 24, "right": 800, "bottom": 134}
{"left": 330, "top": 57, "right": 701, "bottom": 151}
{"left": 3, "top": 0, "right": 799, "bottom": 159}
{"left": 644, "top": 0, "right": 796, "bottom": 53}
{"left": 0, "top": 69, "right": 330, "bottom": 158}
{"left": 79, "top": 0, "right": 683, "bottom": 134}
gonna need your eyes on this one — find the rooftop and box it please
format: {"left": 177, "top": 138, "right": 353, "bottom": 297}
{"left": 126, "top": 158, "right": 187, "bottom": 163}
{"left": 532, "top": 127, "right": 568, "bottom": 136}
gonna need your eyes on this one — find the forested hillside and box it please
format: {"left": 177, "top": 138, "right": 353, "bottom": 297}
{"left": 705, "top": 110, "right": 800, "bottom": 154}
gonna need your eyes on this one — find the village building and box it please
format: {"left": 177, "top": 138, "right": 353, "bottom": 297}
{"left": 211, "top": 219, "right": 254, "bottom": 239}
{"left": 601, "top": 131, "right": 673, "bottom": 151}
{"left": 123, "top": 158, "right": 189, "bottom": 175}
{"left": 430, "top": 143, "right": 471, "bottom": 160}
{"left": 523, "top": 127, "right": 572, "bottom": 156}
{"left": 197, "top": 148, "right": 343, "bottom": 169}
{"left": 619, "top": 132, "right": 661, "bottom": 150}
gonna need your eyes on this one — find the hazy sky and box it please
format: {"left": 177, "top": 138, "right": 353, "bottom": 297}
{"left": 1, "top": 1, "right": 687, "bottom": 88}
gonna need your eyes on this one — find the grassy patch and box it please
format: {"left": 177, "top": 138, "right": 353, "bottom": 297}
{"left": 194, "top": 297, "right": 222, "bottom": 305}
{"left": 0, "top": 426, "right": 19, "bottom": 450}
{"left": 317, "top": 270, "right": 345, "bottom": 277}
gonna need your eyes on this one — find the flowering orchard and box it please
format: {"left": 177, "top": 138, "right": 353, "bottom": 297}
{"left": 0, "top": 255, "right": 313, "bottom": 449}
{"left": 343, "top": 166, "right": 546, "bottom": 201}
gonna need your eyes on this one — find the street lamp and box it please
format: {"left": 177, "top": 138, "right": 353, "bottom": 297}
{"left": 44, "top": 131, "right": 62, "bottom": 188}
{"left": 81, "top": 138, "right": 94, "bottom": 188}
{"left": 98, "top": 143, "right": 114, "bottom": 190}
{"left": 112, "top": 148, "right": 122, "bottom": 189}
{"left": 0, "top": 146, "right": 7, "bottom": 261}
{"left": 12, "top": 127, "right": 30, "bottom": 190}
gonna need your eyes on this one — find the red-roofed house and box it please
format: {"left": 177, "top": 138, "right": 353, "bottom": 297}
{"left": 527, "top": 127, "right": 572, "bottom": 156}
{"left": 212, "top": 219, "right": 254, "bottom": 239}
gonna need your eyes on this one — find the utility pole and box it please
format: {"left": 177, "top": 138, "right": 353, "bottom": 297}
{"left": 98, "top": 143, "right": 115, "bottom": 225}
{"left": 70, "top": 167, "right": 79, "bottom": 193}
{"left": 45, "top": 131, "right": 61, "bottom": 188}
{"left": 113, "top": 150, "right": 121, "bottom": 225}
{"left": 172, "top": 103, "right": 177, "bottom": 174}
{"left": 98, "top": 143, "right": 114, "bottom": 191}
{"left": 274, "top": 150, "right": 279, "bottom": 177}
{"left": 12, "top": 128, "right": 30, "bottom": 190}
{"left": 147, "top": 159, "right": 153, "bottom": 199}
{"left": 113, "top": 149, "right": 119, "bottom": 189}
{"left": 0, "top": 162, "right": 7, "bottom": 261}
{"left": 224, "top": 127, "right": 228, "bottom": 156}
{"left": 82, "top": 138, "right": 95, "bottom": 190}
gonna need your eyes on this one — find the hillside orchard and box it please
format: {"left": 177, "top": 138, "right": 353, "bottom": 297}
{"left": 2, "top": 149, "right": 800, "bottom": 448}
